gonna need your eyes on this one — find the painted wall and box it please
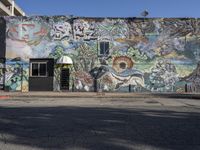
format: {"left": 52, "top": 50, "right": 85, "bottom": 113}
{"left": 3, "top": 16, "right": 200, "bottom": 92}
{"left": 0, "top": 18, "right": 6, "bottom": 90}
{"left": 0, "top": 18, "right": 6, "bottom": 58}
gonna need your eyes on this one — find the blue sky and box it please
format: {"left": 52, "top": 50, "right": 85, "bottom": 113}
{"left": 16, "top": 0, "right": 200, "bottom": 17}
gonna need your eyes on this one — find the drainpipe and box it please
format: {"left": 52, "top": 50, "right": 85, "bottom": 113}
{"left": 11, "top": 0, "right": 15, "bottom": 16}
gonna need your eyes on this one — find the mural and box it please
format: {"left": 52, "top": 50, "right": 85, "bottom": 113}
{"left": 0, "top": 61, "right": 5, "bottom": 89}
{"left": 3, "top": 16, "right": 200, "bottom": 92}
{"left": 5, "top": 60, "right": 29, "bottom": 91}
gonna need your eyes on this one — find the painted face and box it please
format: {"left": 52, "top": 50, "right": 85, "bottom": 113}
{"left": 8, "top": 21, "right": 48, "bottom": 45}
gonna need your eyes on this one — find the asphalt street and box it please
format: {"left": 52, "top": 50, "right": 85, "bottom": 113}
{"left": 0, "top": 97, "right": 199, "bottom": 150}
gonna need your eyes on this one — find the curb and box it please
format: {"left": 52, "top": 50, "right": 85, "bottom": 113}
{"left": 0, "top": 92, "right": 200, "bottom": 99}
{"left": 0, "top": 96, "right": 10, "bottom": 99}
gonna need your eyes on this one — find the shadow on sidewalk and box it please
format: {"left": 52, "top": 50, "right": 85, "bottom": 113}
{"left": 0, "top": 106, "right": 199, "bottom": 150}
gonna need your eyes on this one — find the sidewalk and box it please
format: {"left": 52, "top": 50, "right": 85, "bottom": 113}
{"left": 0, "top": 91, "right": 200, "bottom": 99}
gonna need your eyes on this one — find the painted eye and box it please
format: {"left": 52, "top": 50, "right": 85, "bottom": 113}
{"left": 112, "top": 56, "right": 134, "bottom": 73}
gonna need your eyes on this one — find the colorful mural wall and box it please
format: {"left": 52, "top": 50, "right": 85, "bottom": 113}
{"left": 2, "top": 16, "right": 200, "bottom": 92}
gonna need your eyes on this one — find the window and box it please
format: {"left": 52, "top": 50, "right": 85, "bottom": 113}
{"left": 32, "top": 63, "right": 39, "bottom": 76}
{"left": 39, "top": 63, "right": 47, "bottom": 76}
{"left": 31, "top": 62, "right": 47, "bottom": 77}
{"left": 99, "top": 41, "right": 109, "bottom": 56}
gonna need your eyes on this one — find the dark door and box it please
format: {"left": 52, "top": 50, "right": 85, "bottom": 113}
{"left": 60, "top": 68, "right": 70, "bottom": 90}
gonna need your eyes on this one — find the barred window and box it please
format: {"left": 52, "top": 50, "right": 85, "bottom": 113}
{"left": 99, "top": 41, "right": 109, "bottom": 56}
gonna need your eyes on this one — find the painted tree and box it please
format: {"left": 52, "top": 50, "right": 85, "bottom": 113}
{"left": 147, "top": 60, "right": 179, "bottom": 92}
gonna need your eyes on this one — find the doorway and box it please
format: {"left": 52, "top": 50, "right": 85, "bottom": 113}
{"left": 60, "top": 68, "right": 70, "bottom": 90}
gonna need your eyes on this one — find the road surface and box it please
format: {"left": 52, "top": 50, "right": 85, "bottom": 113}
{"left": 0, "top": 97, "right": 199, "bottom": 150}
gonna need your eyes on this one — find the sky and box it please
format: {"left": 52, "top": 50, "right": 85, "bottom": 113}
{"left": 15, "top": 0, "right": 200, "bottom": 18}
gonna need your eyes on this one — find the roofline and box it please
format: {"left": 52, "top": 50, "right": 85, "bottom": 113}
{"left": 4, "top": 15, "right": 200, "bottom": 19}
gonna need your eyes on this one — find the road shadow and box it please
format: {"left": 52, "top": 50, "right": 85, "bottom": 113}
{"left": 0, "top": 106, "right": 199, "bottom": 150}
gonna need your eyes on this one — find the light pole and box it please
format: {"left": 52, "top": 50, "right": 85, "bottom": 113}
{"left": 141, "top": 10, "right": 149, "bottom": 18}
{"left": 140, "top": 10, "right": 149, "bottom": 36}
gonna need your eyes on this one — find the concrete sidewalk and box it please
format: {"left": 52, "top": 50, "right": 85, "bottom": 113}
{"left": 0, "top": 91, "right": 200, "bottom": 99}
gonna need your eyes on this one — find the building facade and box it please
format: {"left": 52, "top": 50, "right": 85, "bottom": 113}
{"left": 0, "top": 16, "right": 200, "bottom": 93}
{"left": 0, "top": 0, "right": 25, "bottom": 16}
